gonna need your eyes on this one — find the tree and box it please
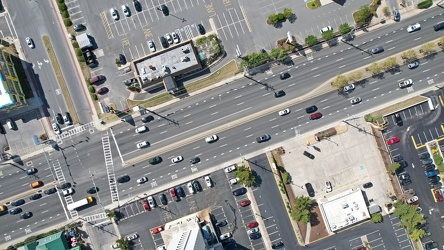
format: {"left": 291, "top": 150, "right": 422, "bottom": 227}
{"left": 233, "top": 166, "right": 255, "bottom": 186}
{"left": 382, "top": 6, "right": 390, "bottom": 17}
{"left": 347, "top": 71, "right": 363, "bottom": 83}
{"left": 381, "top": 57, "right": 398, "bottom": 70}
{"left": 410, "top": 228, "right": 426, "bottom": 241}
{"left": 283, "top": 8, "right": 293, "bottom": 19}
{"left": 105, "top": 209, "right": 116, "bottom": 219}
{"left": 276, "top": 48, "right": 287, "bottom": 62}
{"left": 366, "top": 62, "right": 382, "bottom": 75}
{"left": 388, "top": 163, "right": 401, "bottom": 175}
{"left": 305, "top": 35, "right": 318, "bottom": 47}
{"left": 370, "top": 212, "right": 382, "bottom": 223}
{"left": 290, "top": 196, "right": 312, "bottom": 223}
{"left": 116, "top": 238, "right": 129, "bottom": 250}
{"left": 268, "top": 14, "right": 279, "bottom": 25}
{"left": 331, "top": 74, "right": 348, "bottom": 89}
{"left": 420, "top": 42, "right": 435, "bottom": 56}
{"left": 277, "top": 13, "right": 285, "bottom": 21}
{"left": 291, "top": 207, "right": 310, "bottom": 223}
{"left": 354, "top": 5, "right": 372, "bottom": 27}
{"left": 338, "top": 23, "right": 351, "bottom": 35}
{"left": 269, "top": 48, "right": 280, "bottom": 60}
{"left": 400, "top": 50, "right": 417, "bottom": 63}
{"left": 282, "top": 172, "right": 291, "bottom": 184}
{"left": 439, "top": 36, "right": 444, "bottom": 49}
{"left": 321, "top": 30, "right": 335, "bottom": 42}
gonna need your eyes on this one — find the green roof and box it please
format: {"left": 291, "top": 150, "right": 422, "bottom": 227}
{"left": 18, "top": 231, "right": 70, "bottom": 250}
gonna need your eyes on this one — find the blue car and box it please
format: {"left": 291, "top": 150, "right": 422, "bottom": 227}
{"left": 176, "top": 186, "right": 185, "bottom": 197}
{"left": 232, "top": 187, "right": 247, "bottom": 196}
{"left": 425, "top": 170, "right": 439, "bottom": 178}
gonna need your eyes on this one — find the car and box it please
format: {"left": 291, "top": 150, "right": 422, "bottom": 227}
{"left": 20, "top": 212, "right": 33, "bottom": 219}
{"left": 147, "top": 196, "right": 157, "bottom": 208}
{"left": 197, "top": 24, "right": 205, "bottom": 35}
{"left": 62, "top": 188, "right": 74, "bottom": 196}
{"left": 172, "top": 32, "right": 180, "bottom": 43}
{"left": 137, "top": 141, "right": 149, "bottom": 149}
{"left": 117, "top": 175, "right": 130, "bottom": 183}
{"left": 86, "top": 187, "right": 99, "bottom": 194}
{"left": 303, "top": 151, "right": 315, "bottom": 159}
{"left": 424, "top": 164, "right": 435, "bottom": 171}
{"left": 225, "top": 165, "right": 237, "bottom": 173}
{"left": 434, "top": 21, "right": 444, "bottom": 31}
{"left": 44, "top": 187, "right": 57, "bottom": 195}
{"left": 192, "top": 180, "right": 201, "bottom": 192}
{"left": 305, "top": 183, "right": 315, "bottom": 197}
{"left": 256, "top": 134, "right": 271, "bottom": 143}
{"left": 26, "top": 168, "right": 37, "bottom": 175}
{"left": 148, "top": 40, "right": 156, "bottom": 52}
{"left": 63, "top": 112, "right": 72, "bottom": 125}
{"left": 343, "top": 84, "right": 355, "bottom": 92}
{"left": 430, "top": 182, "right": 442, "bottom": 189}
{"left": 119, "top": 54, "right": 126, "bottom": 65}
{"left": 320, "top": 26, "right": 332, "bottom": 33}
{"left": 175, "top": 186, "right": 185, "bottom": 197}
{"left": 165, "top": 33, "right": 173, "bottom": 44}
{"left": 161, "top": 4, "right": 169, "bottom": 16}
{"left": 424, "top": 242, "right": 438, "bottom": 250}
{"left": 133, "top": 0, "right": 142, "bottom": 11}
{"left": 371, "top": 46, "right": 384, "bottom": 54}
{"left": 55, "top": 113, "right": 63, "bottom": 124}
{"left": 325, "top": 181, "right": 332, "bottom": 193}
{"left": 29, "top": 194, "right": 42, "bottom": 200}
{"left": 137, "top": 177, "right": 148, "bottom": 184}
{"left": 171, "top": 156, "right": 184, "bottom": 163}
{"left": 433, "top": 189, "right": 443, "bottom": 202}
{"left": 386, "top": 136, "right": 400, "bottom": 145}
{"left": 393, "top": 155, "right": 403, "bottom": 162}
{"left": 159, "top": 36, "right": 168, "bottom": 48}
{"left": 274, "top": 90, "right": 286, "bottom": 98}
{"left": 26, "top": 37, "right": 34, "bottom": 49}
{"left": 150, "top": 226, "right": 163, "bottom": 235}
{"left": 409, "top": 200, "right": 420, "bottom": 206}
{"left": 219, "top": 232, "right": 232, "bottom": 240}
{"left": 159, "top": 193, "right": 168, "bottom": 205}
{"left": 215, "top": 220, "right": 227, "bottom": 227}
{"left": 52, "top": 123, "right": 61, "bottom": 134}
{"left": 10, "top": 208, "right": 22, "bottom": 215}
{"left": 428, "top": 176, "right": 441, "bottom": 184}
{"left": 135, "top": 126, "right": 148, "bottom": 133}
{"left": 278, "top": 108, "right": 290, "bottom": 116}
{"left": 246, "top": 221, "right": 259, "bottom": 229}
{"left": 272, "top": 241, "right": 284, "bottom": 249}
{"left": 249, "top": 232, "right": 261, "bottom": 240}
{"left": 407, "top": 23, "right": 421, "bottom": 33}
{"left": 169, "top": 187, "right": 177, "bottom": 198}
{"left": 279, "top": 72, "right": 290, "bottom": 80}
{"left": 121, "top": 5, "right": 130, "bottom": 16}
{"left": 305, "top": 105, "right": 318, "bottom": 114}
{"left": 59, "top": 182, "right": 71, "bottom": 189}
{"left": 310, "top": 112, "right": 322, "bottom": 120}
{"left": 393, "top": 9, "right": 400, "bottom": 21}
{"left": 407, "top": 61, "right": 419, "bottom": 69}
{"left": 149, "top": 156, "right": 162, "bottom": 165}
{"left": 110, "top": 8, "right": 119, "bottom": 20}
{"left": 394, "top": 113, "right": 402, "bottom": 126}
{"left": 141, "top": 199, "right": 150, "bottom": 211}
{"left": 350, "top": 97, "right": 362, "bottom": 105}
{"left": 398, "top": 79, "right": 413, "bottom": 88}
{"left": 239, "top": 199, "right": 251, "bottom": 207}
{"left": 421, "top": 158, "right": 433, "bottom": 165}
{"left": 229, "top": 178, "right": 239, "bottom": 185}
{"left": 12, "top": 199, "right": 25, "bottom": 207}
{"left": 190, "top": 157, "right": 200, "bottom": 164}
{"left": 205, "top": 176, "right": 212, "bottom": 187}
{"left": 126, "top": 233, "right": 138, "bottom": 241}
{"left": 420, "top": 153, "right": 430, "bottom": 159}
{"left": 398, "top": 172, "right": 410, "bottom": 180}
{"left": 233, "top": 187, "right": 247, "bottom": 196}
{"left": 406, "top": 196, "right": 418, "bottom": 204}
{"left": 141, "top": 115, "right": 154, "bottom": 123}
{"left": 187, "top": 182, "right": 195, "bottom": 194}
{"left": 96, "top": 87, "right": 109, "bottom": 95}
{"left": 73, "top": 24, "right": 86, "bottom": 32}
{"left": 247, "top": 227, "right": 259, "bottom": 235}
{"left": 205, "top": 135, "right": 218, "bottom": 143}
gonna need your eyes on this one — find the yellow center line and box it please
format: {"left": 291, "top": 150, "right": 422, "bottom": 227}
{"left": 240, "top": 6, "right": 252, "bottom": 33}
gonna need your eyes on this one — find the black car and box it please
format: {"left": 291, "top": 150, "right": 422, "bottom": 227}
{"left": 424, "top": 242, "right": 438, "bottom": 250}
{"left": 59, "top": 182, "right": 71, "bottom": 190}
{"left": 11, "top": 199, "right": 25, "bottom": 207}
{"left": 363, "top": 182, "right": 372, "bottom": 188}
{"left": 176, "top": 186, "right": 185, "bottom": 197}
{"left": 119, "top": 54, "right": 126, "bottom": 65}
{"left": 303, "top": 151, "right": 314, "bottom": 159}
{"left": 256, "top": 134, "right": 271, "bottom": 143}
{"left": 161, "top": 4, "right": 169, "bottom": 15}
{"left": 73, "top": 24, "right": 86, "bottom": 32}
{"left": 420, "top": 153, "right": 430, "bottom": 159}
{"left": 272, "top": 241, "right": 284, "bottom": 249}
{"left": 117, "top": 175, "right": 130, "bottom": 183}
{"left": 133, "top": 0, "right": 142, "bottom": 11}
{"left": 44, "top": 188, "right": 57, "bottom": 195}
{"left": 400, "top": 179, "right": 412, "bottom": 186}
{"left": 197, "top": 24, "right": 205, "bottom": 35}
{"left": 279, "top": 72, "right": 290, "bottom": 80}
{"left": 399, "top": 161, "right": 408, "bottom": 168}
{"left": 421, "top": 159, "right": 433, "bottom": 165}
{"left": 29, "top": 194, "right": 42, "bottom": 200}
{"left": 216, "top": 220, "right": 227, "bottom": 227}
{"left": 190, "top": 157, "right": 200, "bottom": 164}
{"left": 20, "top": 212, "right": 33, "bottom": 219}
{"left": 192, "top": 180, "right": 201, "bottom": 192}
{"left": 305, "top": 183, "right": 315, "bottom": 197}
{"left": 149, "top": 156, "right": 162, "bottom": 165}
{"left": 160, "top": 36, "right": 168, "bottom": 48}
{"left": 431, "top": 182, "right": 442, "bottom": 189}
{"left": 233, "top": 187, "right": 247, "bottom": 196}
{"left": 249, "top": 232, "right": 261, "bottom": 240}
{"left": 429, "top": 176, "right": 441, "bottom": 184}
{"left": 305, "top": 105, "right": 318, "bottom": 114}
{"left": 371, "top": 46, "right": 384, "bottom": 54}
{"left": 398, "top": 172, "right": 410, "bottom": 180}
{"left": 26, "top": 168, "right": 37, "bottom": 175}
{"left": 424, "top": 165, "right": 435, "bottom": 171}
{"left": 141, "top": 115, "right": 154, "bottom": 123}
{"left": 274, "top": 90, "right": 285, "bottom": 98}
{"left": 56, "top": 113, "right": 63, "bottom": 124}
{"left": 394, "top": 113, "right": 403, "bottom": 126}
{"left": 9, "top": 208, "right": 22, "bottom": 215}
{"left": 87, "top": 187, "right": 99, "bottom": 194}
{"left": 393, "top": 155, "right": 403, "bottom": 162}
{"left": 159, "top": 193, "right": 168, "bottom": 205}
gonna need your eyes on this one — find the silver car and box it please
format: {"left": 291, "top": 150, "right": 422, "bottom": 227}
{"left": 407, "top": 61, "right": 419, "bottom": 69}
{"left": 343, "top": 84, "right": 355, "bottom": 92}
{"left": 350, "top": 97, "right": 362, "bottom": 105}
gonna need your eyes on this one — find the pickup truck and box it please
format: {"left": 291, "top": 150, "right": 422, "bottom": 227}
{"left": 425, "top": 170, "right": 439, "bottom": 178}
{"left": 398, "top": 79, "right": 413, "bottom": 88}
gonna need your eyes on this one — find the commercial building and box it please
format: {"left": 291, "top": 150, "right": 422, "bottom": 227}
{"left": 0, "top": 50, "right": 27, "bottom": 112}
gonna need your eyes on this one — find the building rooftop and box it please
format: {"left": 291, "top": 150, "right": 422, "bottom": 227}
{"left": 0, "top": 73, "right": 13, "bottom": 108}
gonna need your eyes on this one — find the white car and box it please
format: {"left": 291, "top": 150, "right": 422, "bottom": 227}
{"left": 148, "top": 40, "right": 156, "bottom": 52}
{"left": 126, "top": 233, "right": 138, "bottom": 241}
{"left": 172, "top": 32, "right": 180, "bottom": 43}
{"left": 350, "top": 97, "right": 362, "bottom": 105}
{"left": 147, "top": 196, "right": 156, "bottom": 207}
{"left": 225, "top": 165, "right": 236, "bottom": 173}
{"left": 137, "top": 177, "right": 148, "bottom": 184}
{"left": 247, "top": 227, "right": 259, "bottom": 235}
{"left": 398, "top": 79, "right": 413, "bottom": 88}
{"left": 278, "top": 108, "right": 290, "bottom": 116}
{"left": 62, "top": 188, "right": 74, "bottom": 196}
{"left": 171, "top": 156, "right": 184, "bottom": 163}
{"left": 407, "top": 23, "right": 421, "bottom": 33}
{"left": 229, "top": 178, "right": 239, "bottom": 185}
{"left": 121, "top": 5, "right": 130, "bottom": 17}
{"left": 219, "top": 232, "right": 232, "bottom": 240}
{"left": 165, "top": 33, "right": 173, "bottom": 44}
{"left": 406, "top": 196, "right": 419, "bottom": 204}
{"left": 110, "top": 8, "right": 119, "bottom": 20}
{"left": 205, "top": 135, "right": 218, "bottom": 143}
{"left": 136, "top": 141, "right": 149, "bottom": 149}
{"left": 320, "top": 26, "right": 332, "bottom": 33}
{"left": 187, "top": 182, "right": 195, "bottom": 194}
{"left": 343, "top": 84, "right": 355, "bottom": 92}
{"left": 325, "top": 181, "right": 332, "bottom": 193}
{"left": 25, "top": 37, "right": 35, "bottom": 49}
{"left": 52, "top": 123, "right": 61, "bottom": 134}
{"left": 204, "top": 176, "right": 212, "bottom": 187}
{"left": 135, "top": 126, "right": 147, "bottom": 133}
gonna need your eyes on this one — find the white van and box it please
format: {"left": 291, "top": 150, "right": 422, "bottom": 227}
{"left": 136, "top": 141, "right": 149, "bottom": 149}
{"left": 205, "top": 135, "right": 218, "bottom": 143}
{"left": 135, "top": 126, "right": 148, "bottom": 133}
{"left": 6, "top": 119, "right": 14, "bottom": 130}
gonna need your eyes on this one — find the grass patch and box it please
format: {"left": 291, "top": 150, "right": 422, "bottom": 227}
{"left": 306, "top": 0, "right": 320, "bottom": 9}
{"left": 42, "top": 36, "right": 78, "bottom": 125}
{"left": 417, "top": 0, "right": 432, "bottom": 8}
{"left": 369, "top": 96, "right": 428, "bottom": 117}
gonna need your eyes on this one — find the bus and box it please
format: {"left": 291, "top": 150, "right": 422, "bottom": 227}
{"left": 67, "top": 197, "right": 94, "bottom": 211}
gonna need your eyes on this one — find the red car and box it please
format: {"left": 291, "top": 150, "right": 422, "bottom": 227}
{"left": 169, "top": 188, "right": 176, "bottom": 198}
{"left": 239, "top": 199, "right": 251, "bottom": 207}
{"left": 246, "top": 221, "right": 258, "bottom": 229}
{"left": 434, "top": 189, "right": 443, "bottom": 202}
{"left": 142, "top": 199, "right": 150, "bottom": 211}
{"left": 309, "top": 112, "right": 322, "bottom": 120}
{"left": 386, "top": 136, "right": 400, "bottom": 145}
{"left": 150, "top": 226, "right": 163, "bottom": 235}
{"left": 96, "top": 87, "right": 109, "bottom": 94}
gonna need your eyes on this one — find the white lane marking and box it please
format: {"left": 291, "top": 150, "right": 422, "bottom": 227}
{"left": 193, "top": 146, "right": 200, "bottom": 150}
{"left": 235, "top": 95, "right": 242, "bottom": 99}
{"left": 372, "top": 87, "right": 380, "bottom": 91}
{"left": 336, "top": 58, "right": 343, "bottom": 62}
{"left": 185, "top": 121, "right": 193, "bottom": 125}
{"left": 320, "top": 99, "right": 328, "bottom": 102}
{"left": 269, "top": 118, "right": 276, "bottom": 121}
{"left": 183, "top": 114, "right": 191, "bottom": 118}
{"left": 209, "top": 105, "right": 217, "bottom": 109}
{"left": 263, "top": 93, "right": 270, "bottom": 96}
{"left": 244, "top": 127, "right": 251, "bottom": 131}
{"left": 271, "top": 125, "right": 279, "bottom": 128}
{"left": 211, "top": 112, "right": 218, "bottom": 115}
{"left": 246, "top": 134, "right": 253, "bottom": 138}
{"left": 237, "top": 102, "right": 244, "bottom": 106}
{"left": 220, "top": 144, "right": 227, "bottom": 147}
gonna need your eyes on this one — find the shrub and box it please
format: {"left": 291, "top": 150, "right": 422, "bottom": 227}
{"left": 305, "top": 35, "right": 318, "bottom": 47}
{"left": 321, "top": 30, "right": 335, "bottom": 41}
{"left": 72, "top": 41, "right": 79, "bottom": 48}
{"left": 382, "top": 6, "right": 390, "bottom": 17}
{"left": 417, "top": 0, "right": 432, "bottom": 9}
{"left": 339, "top": 23, "right": 351, "bottom": 35}
{"left": 64, "top": 19, "right": 72, "bottom": 27}
{"left": 77, "top": 55, "right": 85, "bottom": 62}
{"left": 277, "top": 13, "right": 285, "bottom": 21}
{"left": 75, "top": 48, "right": 82, "bottom": 57}
{"left": 88, "top": 85, "right": 95, "bottom": 93}
{"left": 283, "top": 8, "right": 292, "bottom": 19}
{"left": 57, "top": 0, "right": 64, "bottom": 3}
{"left": 307, "top": 0, "right": 319, "bottom": 9}
{"left": 331, "top": 74, "right": 348, "bottom": 89}
{"left": 196, "top": 36, "right": 207, "bottom": 45}
{"left": 354, "top": 5, "right": 373, "bottom": 27}
{"left": 433, "top": 155, "right": 443, "bottom": 165}
{"left": 268, "top": 14, "right": 279, "bottom": 25}
{"left": 91, "top": 93, "right": 98, "bottom": 100}
{"left": 364, "top": 114, "right": 373, "bottom": 122}
{"left": 371, "top": 212, "right": 383, "bottom": 223}
{"left": 282, "top": 172, "right": 291, "bottom": 184}
{"left": 389, "top": 163, "right": 401, "bottom": 175}
{"left": 58, "top": 2, "right": 67, "bottom": 11}
{"left": 62, "top": 10, "right": 69, "bottom": 18}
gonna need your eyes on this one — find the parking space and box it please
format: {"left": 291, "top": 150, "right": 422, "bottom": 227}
{"left": 65, "top": 0, "right": 85, "bottom": 23}
{"left": 349, "top": 230, "right": 386, "bottom": 250}
{"left": 389, "top": 215, "right": 413, "bottom": 250}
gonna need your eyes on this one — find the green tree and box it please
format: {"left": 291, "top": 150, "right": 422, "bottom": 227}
{"left": 283, "top": 8, "right": 293, "bottom": 19}
{"left": 420, "top": 42, "right": 435, "bottom": 56}
{"left": 64, "top": 19, "right": 72, "bottom": 27}
{"left": 305, "top": 35, "right": 318, "bottom": 47}
{"left": 321, "top": 30, "right": 335, "bottom": 41}
{"left": 276, "top": 48, "right": 287, "bottom": 62}
{"left": 388, "top": 163, "right": 401, "bottom": 175}
{"left": 410, "top": 228, "right": 426, "bottom": 241}
{"left": 233, "top": 166, "right": 255, "bottom": 186}
{"left": 354, "top": 5, "right": 372, "bottom": 27}
{"left": 290, "top": 196, "right": 312, "bottom": 223}
{"left": 116, "top": 238, "right": 129, "bottom": 250}
{"left": 269, "top": 48, "right": 280, "bottom": 60}
{"left": 439, "top": 36, "right": 444, "bottom": 49}
{"left": 347, "top": 71, "right": 363, "bottom": 83}
{"left": 366, "top": 62, "right": 382, "bottom": 75}
{"left": 277, "top": 13, "right": 285, "bottom": 21}
{"left": 370, "top": 212, "right": 382, "bottom": 223}
{"left": 338, "top": 23, "right": 352, "bottom": 35}
{"left": 331, "top": 74, "right": 348, "bottom": 89}
{"left": 282, "top": 172, "right": 291, "bottom": 184}
{"left": 381, "top": 57, "right": 398, "bottom": 70}
{"left": 400, "top": 49, "right": 417, "bottom": 63}
{"left": 267, "top": 14, "right": 279, "bottom": 25}
{"left": 105, "top": 209, "right": 116, "bottom": 219}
